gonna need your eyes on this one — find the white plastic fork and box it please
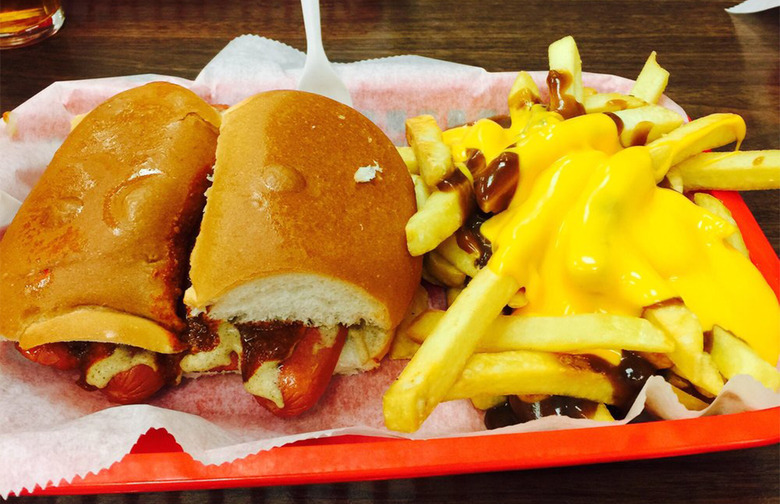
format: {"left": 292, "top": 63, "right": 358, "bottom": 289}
{"left": 297, "top": 0, "right": 353, "bottom": 107}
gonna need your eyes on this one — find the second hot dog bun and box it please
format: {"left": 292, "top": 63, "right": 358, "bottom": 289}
{"left": 186, "top": 90, "right": 422, "bottom": 373}
{"left": 0, "top": 82, "right": 221, "bottom": 353}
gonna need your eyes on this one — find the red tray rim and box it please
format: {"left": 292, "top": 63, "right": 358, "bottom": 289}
{"left": 20, "top": 189, "right": 780, "bottom": 497}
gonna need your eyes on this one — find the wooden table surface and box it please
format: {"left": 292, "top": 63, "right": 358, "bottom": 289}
{"left": 2, "top": 1, "right": 778, "bottom": 502}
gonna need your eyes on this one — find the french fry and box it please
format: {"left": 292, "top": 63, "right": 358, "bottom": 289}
{"left": 407, "top": 311, "right": 674, "bottom": 354}
{"left": 692, "top": 192, "right": 749, "bottom": 257}
{"left": 640, "top": 351, "right": 675, "bottom": 370}
{"left": 410, "top": 173, "right": 431, "bottom": 210}
{"left": 406, "top": 115, "right": 454, "bottom": 186}
{"left": 665, "top": 371, "right": 699, "bottom": 392}
{"left": 509, "top": 395, "right": 615, "bottom": 421}
{"left": 670, "top": 150, "right": 780, "bottom": 191}
{"left": 444, "top": 350, "right": 618, "bottom": 405}
{"left": 630, "top": 51, "right": 670, "bottom": 104}
{"left": 516, "top": 103, "right": 564, "bottom": 137}
{"left": 507, "top": 289, "right": 528, "bottom": 309}
{"left": 390, "top": 38, "right": 780, "bottom": 433}
{"left": 663, "top": 165, "right": 684, "bottom": 193}
{"left": 435, "top": 234, "right": 480, "bottom": 278}
{"left": 389, "top": 149, "right": 628, "bottom": 431}
{"left": 423, "top": 251, "right": 466, "bottom": 288}
{"left": 611, "top": 104, "right": 685, "bottom": 147}
{"left": 471, "top": 394, "right": 506, "bottom": 410}
{"left": 548, "top": 35, "right": 584, "bottom": 104}
{"left": 389, "top": 285, "right": 431, "bottom": 360}
{"left": 646, "top": 113, "right": 746, "bottom": 182}
{"left": 709, "top": 326, "right": 780, "bottom": 391}
{"left": 405, "top": 188, "right": 469, "bottom": 256}
{"left": 397, "top": 146, "right": 419, "bottom": 174}
{"left": 669, "top": 384, "right": 709, "bottom": 411}
{"left": 388, "top": 330, "right": 421, "bottom": 360}
{"left": 404, "top": 309, "right": 444, "bottom": 342}
{"left": 576, "top": 349, "right": 622, "bottom": 367}
{"left": 508, "top": 71, "right": 542, "bottom": 111}
{"left": 583, "top": 92, "right": 646, "bottom": 114}
{"left": 642, "top": 300, "right": 724, "bottom": 396}
{"left": 383, "top": 268, "right": 520, "bottom": 432}
{"left": 417, "top": 141, "right": 454, "bottom": 186}
{"left": 405, "top": 114, "right": 443, "bottom": 144}
{"left": 446, "top": 287, "right": 462, "bottom": 306}
{"left": 591, "top": 403, "right": 616, "bottom": 421}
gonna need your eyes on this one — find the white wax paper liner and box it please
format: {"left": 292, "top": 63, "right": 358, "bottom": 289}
{"left": 0, "top": 34, "right": 777, "bottom": 498}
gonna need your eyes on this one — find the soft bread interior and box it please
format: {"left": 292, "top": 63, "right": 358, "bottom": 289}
{"left": 196, "top": 273, "right": 394, "bottom": 374}
{"left": 206, "top": 273, "right": 391, "bottom": 330}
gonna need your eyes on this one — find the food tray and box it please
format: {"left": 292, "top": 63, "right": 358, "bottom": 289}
{"left": 22, "top": 190, "right": 780, "bottom": 496}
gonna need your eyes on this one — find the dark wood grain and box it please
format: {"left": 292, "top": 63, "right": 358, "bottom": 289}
{"left": 1, "top": 0, "right": 777, "bottom": 253}
{"left": 1, "top": 1, "right": 778, "bottom": 502}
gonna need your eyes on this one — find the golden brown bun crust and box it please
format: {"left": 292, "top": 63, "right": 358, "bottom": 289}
{"left": 0, "top": 82, "right": 220, "bottom": 346}
{"left": 189, "top": 90, "right": 422, "bottom": 328}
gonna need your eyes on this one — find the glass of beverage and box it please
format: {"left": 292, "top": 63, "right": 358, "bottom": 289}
{"left": 0, "top": 0, "right": 64, "bottom": 49}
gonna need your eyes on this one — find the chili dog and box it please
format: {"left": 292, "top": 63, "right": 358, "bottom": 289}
{"left": 0, "top": 82, "right": 221, "bottom": 403}
{"left": 183, "top": 90, "right": 421, "bottom": 416}
{"left": 1, "top": 86, "right": 421, "bottom": 414}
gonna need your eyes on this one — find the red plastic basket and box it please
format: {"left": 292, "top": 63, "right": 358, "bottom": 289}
{"left": 22, "top": 190, "right": 780, "bottom": 496}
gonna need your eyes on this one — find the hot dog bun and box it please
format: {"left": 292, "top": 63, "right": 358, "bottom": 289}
{"left": 186, "top": 90, "right": 422, "bottom": 373}
{"left": 0, "top": 82, "right": 220, "bottom": 353}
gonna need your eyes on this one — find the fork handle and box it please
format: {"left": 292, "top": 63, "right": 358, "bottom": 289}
{"left": 301, "top": 0, "right": 326, "bottom": 59}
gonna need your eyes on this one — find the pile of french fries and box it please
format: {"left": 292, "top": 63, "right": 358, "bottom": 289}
{"left": 384, "top": 36, "right": 780, "bottom": 433}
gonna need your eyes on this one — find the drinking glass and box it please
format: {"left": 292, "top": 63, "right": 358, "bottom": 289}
{"left": 0, "top": 0, "right": 64, "bottom": 49}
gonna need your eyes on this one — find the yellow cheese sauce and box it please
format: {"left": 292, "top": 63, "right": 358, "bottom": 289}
{"left": 244, "top": 360, "right": 283, "bottom": 408}
{"left": 180, "top": 322, "right": 241, "bottom": 374}
{"left": 85, "top": 346, "right": 158, "bottom": 389}
{"left": 453, "top": 114, "right": 779, "bottom": 365}
{"left": 443, "top": 105, "right": 561, "bottom": 165}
